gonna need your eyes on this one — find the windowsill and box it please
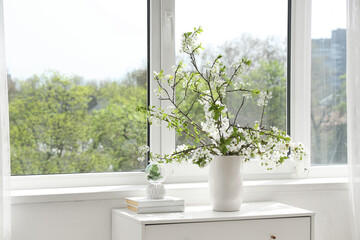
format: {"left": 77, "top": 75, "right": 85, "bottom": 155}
{"left": 11, "top": 177, "right": 349, "bottom": 205}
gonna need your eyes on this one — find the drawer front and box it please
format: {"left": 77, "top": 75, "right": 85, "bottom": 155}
{"left": 146, "top": 217, "right": 311, "bottom": 240}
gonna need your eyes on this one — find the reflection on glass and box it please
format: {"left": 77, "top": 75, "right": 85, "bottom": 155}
{"left": 4, "top": 0, "right": 147, "bottom": 175}
{"left": 175, "top": 0, "right": 288, "bottom": 146}
{"left": 311, "top": 0, "right": 347, "bottom": 165}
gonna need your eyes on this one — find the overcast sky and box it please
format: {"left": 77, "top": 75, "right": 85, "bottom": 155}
{"left": 3, "top": 0, "right": 346, "bottom": 81}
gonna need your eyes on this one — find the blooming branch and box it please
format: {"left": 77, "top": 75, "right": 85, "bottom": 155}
{"left": 137, "top": 27, "right": 307, "bottom": 169}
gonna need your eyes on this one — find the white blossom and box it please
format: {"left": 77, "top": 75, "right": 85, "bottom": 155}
{"left": 290, "top": 142, "right": 308, "bottom": 163}
{"left": 243, "top": 92, "right": 252, "bottom": 99}
{"left": 257, "top": 90, "right": 272, "bottom": 107}
{"left": 180, "top": 28, "right": 202, "bottom": 54}
{"left": 148, "top": 108, "right": 163, "bottom": 126}
{"left": 137, "top": 145, "right": 150, "bottom": 162}
{"left": 190, "top": 148, "right": 212, "bottom": 168}
{"left": 154, "top": 88, "right": 162, "bottom": 98}
{"left": 164, "top": 74, "right": 174, "bottom": 85}
{"left": 174, "top": 144, "right": 189, "bottom": 153}
{"left": 212, "top": 148, "right": 222, "bottom": 156}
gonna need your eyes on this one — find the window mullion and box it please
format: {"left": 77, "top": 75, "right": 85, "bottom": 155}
{"left": 0, "top": 0, "right": 11, "bottom": 177}
{"left": 290, "top": 0, "right": 312, "bottom": 175}
{"left": 159, "top": 0, "right": 176, "bottom": 156}
{"left": 149, "top": 0, "right": 162, "bottom": 155}
{"left": 149, "top": 0, "right": 176, "bottom": 156}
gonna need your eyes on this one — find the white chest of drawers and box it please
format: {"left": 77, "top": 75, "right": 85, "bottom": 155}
{"left": 112, "top": 201, "right": 314, "bottom": 240}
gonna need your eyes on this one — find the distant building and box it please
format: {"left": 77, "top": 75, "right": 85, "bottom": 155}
{"left": 311, "top": 28, "right": 347, "bottom": 165}
{"left": 312, "top": 28, "right": 346, "bottom": 89}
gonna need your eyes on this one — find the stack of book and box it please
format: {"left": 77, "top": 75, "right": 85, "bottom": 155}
{"left": 125, "top": 196, "right": 185, "bottom": 214}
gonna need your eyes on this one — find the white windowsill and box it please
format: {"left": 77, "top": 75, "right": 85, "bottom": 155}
{"left": 11, "top": 177, "right": 348, "bottom": 205}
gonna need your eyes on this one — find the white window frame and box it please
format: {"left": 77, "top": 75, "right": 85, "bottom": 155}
{"left": 0, "top": 0, "right": 347, "bottom": 191}
{"left": 290, "top": 0, "right": 312, "bottom": 176}
{"left": 290, "top": 0, "right": 348, "bottom": 178}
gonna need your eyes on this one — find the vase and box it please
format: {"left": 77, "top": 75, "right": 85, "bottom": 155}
{"left": 146, "top": 182, "right": 166, "bottom": 199}
{"left": 209, "top": 155, "right": 244, "bottom": 211}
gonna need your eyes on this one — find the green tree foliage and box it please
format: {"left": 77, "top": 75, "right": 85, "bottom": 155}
{"left": 90, "top": 81, "right": 147, "bottom": 172}
{"left": 241, "top": 59, "right": 286, "bottom": 129}
{"left": 9, "top": 71, "right": 147, "bottom": 175}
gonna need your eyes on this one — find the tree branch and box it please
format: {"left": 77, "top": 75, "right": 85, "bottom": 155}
{"left": 260, "top": 104, "right": 266, "bottom": 128}
{"left": 233, "top": 96, "right": 246, "bottom": 125}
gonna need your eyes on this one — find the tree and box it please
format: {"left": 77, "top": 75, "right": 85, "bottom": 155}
{"left": 209, "top": 36, "right": 287, "bottom": 130}
{"left": 90, "top": 81, "right": 147, "bottom": 172}
{"left": 241, "top": 59, "right": 286, "bottom": 130}
{"left": 9, "top": 70, "right": 147, "bottom": 175}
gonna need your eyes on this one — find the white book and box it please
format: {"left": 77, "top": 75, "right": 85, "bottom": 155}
{"left": 127, "top": 204, "right": 185, "bottom": 214}
{"left": 125, "top": 196, "right": 184, "bottom": 208}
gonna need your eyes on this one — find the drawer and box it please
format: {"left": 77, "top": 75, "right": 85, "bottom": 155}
{"left": 145, "top": 217, "right": 311, "bottom": 240}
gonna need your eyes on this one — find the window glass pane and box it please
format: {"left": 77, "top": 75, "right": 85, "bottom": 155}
{"left": 175, "top": 0, "right": 288, "bottom": 146}
{"left": 4, "top": 0, "right": 147, "bottom": 175}
{"left": 311, "top": 0, "right": 347, "bottom": 165}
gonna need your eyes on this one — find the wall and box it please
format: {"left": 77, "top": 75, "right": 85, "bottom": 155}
{"left": 11, "top": 184, "right": 351, "bottom": 240}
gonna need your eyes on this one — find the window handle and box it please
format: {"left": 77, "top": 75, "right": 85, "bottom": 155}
{"left": 164, "top": 11, "right": 174, "bottom": 41}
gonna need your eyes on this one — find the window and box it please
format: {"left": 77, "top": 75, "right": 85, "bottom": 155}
{"left": 4, "top": 0, "right": 148, "bottom": 175}
{"left": 311, "top": 0, "right": 347, "bottom": 165}
{"left": 0, "top": 0, "right": 346, "bottom": 187}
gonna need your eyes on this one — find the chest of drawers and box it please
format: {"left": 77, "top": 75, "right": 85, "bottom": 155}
{"left": 112, "top": 201, "right": 314, "bottom": 240}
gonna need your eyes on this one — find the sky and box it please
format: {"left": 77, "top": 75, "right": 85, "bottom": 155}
{"left": 311, "top": 0, "right": 346, "bottom": 38}
{"left": 3, "top": 0, "right": 346, "bottom": 81}
{"left": 3, "top": 0, "right": 147, "bottom": 81}
{"left": 176, "top": 0, "right": 288, "bottom": 48}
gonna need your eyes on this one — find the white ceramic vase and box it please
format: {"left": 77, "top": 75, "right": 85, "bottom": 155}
{"left": 209, "top": 155, "right": 244, "bottom": 211}
{"left": 146, "top": 183, "right": 166, "bottom": 199}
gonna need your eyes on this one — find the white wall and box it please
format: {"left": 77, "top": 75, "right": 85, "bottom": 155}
{"left": 11, "top": 186, "right": 351, "bottom": 240}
